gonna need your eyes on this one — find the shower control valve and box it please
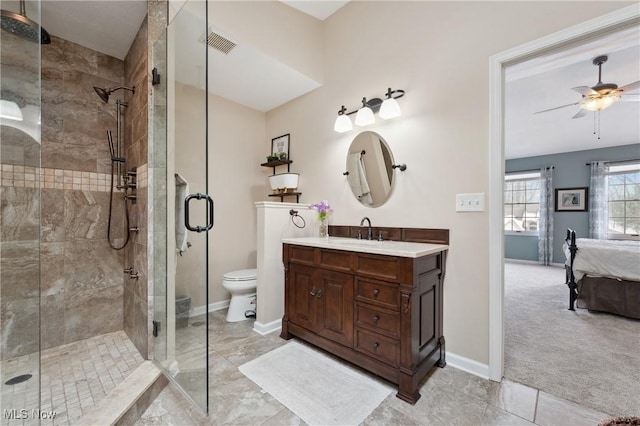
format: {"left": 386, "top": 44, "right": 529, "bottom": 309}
{"left": 124, "top": 267, "right": 134, "bottom": 274}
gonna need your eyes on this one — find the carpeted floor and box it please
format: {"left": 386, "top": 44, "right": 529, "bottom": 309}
{"left": 504, "top": 262, "right": 640, "bottom": 417}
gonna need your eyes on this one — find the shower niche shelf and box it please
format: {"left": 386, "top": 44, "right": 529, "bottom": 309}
{"left": 261, "top": 159, "right": 301, "bottom": 203}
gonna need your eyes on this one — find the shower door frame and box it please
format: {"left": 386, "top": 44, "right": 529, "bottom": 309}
{"left": 151, "top": 0, "right": 210, "bottom": 414}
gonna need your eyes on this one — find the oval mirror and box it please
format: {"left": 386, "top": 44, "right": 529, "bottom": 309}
{"left": 346, "top": 131, "right": 394, "bottom": 207}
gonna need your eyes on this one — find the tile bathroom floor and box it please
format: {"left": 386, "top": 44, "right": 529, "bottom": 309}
{"left": 1, "top": 331, "right": 144, "bottom": 426}
{"left": 137, "top": 310, "right": 612, "bottom": 426}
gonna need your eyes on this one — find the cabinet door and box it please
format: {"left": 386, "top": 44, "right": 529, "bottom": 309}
{"left": 316, "top": 269, "right": 354, "bottom": 347}
{"left": 288, "top": 263, "right": 316, "bottom": 331}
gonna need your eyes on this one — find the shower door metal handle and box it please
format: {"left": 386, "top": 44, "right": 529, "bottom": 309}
{"left": 185, "top": 193, "right": 214, "bottom": 233}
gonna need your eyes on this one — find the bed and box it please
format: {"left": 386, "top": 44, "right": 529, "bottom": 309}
{"left": 564, "top": 228, "right": 640, "bottom": 319}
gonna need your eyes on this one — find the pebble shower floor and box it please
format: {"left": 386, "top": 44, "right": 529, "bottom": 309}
{"left": 1, "top": 331, "right": 143, "bottom": 425}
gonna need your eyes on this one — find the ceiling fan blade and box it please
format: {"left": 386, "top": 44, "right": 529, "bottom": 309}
{"left": 571, "top": 86, "right": 597, "bottom": 96}
{"left": 619, "top": 80, "right": 640, "bottom": 93}
{"left": 571, "top": 109, "right": 588, "bottom": 119}
{"left": 534, "top": 102, "right": 579, "bottom": 114}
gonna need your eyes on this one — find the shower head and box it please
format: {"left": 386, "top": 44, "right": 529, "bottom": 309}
{"left": 93, "top": 87, "right": 110, "bottom": 103}
{"left": 0, "top": 0, "right": 51, "bottom": 44}
{"left": 92, "top": 85, "right": 136, "bottom": 104}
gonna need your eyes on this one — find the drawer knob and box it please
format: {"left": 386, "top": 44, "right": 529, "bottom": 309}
{"left": 372, "top": 315, "right": 379, "bottom": 323}
{"left": 372, "top": 289, "right": 380, "bottom": 296}
{"left": 373, "top": 342, "right": 379, "bottom": 349}
{"left": 310, "top": 288, "right": 317, "bottom": 296}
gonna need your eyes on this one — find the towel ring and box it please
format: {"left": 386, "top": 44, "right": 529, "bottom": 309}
{"left": 289, "top": 209, "right": 306, "bottom": 229}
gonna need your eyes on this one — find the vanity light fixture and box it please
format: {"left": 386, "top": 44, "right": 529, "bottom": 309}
{"left": 379, "top": 88, "right": 402, "bottom": 120}
{"left": 333, "top": 88, "right": 405, "bottom": 133}
{"left": 333, "top": 106, "right": 353, "bottom": 133}
{"left": 354, "top": 97, "right": 375, "bottom": 126}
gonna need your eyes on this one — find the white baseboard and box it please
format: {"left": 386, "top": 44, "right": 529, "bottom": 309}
{"left": 505, "top": 258, "right": 538, "bottom": 265}
{"left": 505, "top": 258, "right": 564, "bottom": 268}
{"left": 253, "top": 319, "right": 282, "bottom": 336}
{"left": 447, "top": 352, "right": 490, "bottom": 380}
{"left": 190, "top": 300, "right": 229, "bottom": 317}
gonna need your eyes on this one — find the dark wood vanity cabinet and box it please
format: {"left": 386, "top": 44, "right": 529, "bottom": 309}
{"left": 281, "top": 242, "right": 447, "bottom": 404}
{"left": 288, "top": 263, "right": 354, "bottom": 347}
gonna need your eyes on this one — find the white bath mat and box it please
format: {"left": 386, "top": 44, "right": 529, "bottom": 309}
{"left": 238, "top": 340, "right": 393, "bottom": 426}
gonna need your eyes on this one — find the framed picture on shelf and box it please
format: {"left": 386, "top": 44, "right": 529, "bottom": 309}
{"left": 271, "top": 134, "right": 290, "bottom": 159}
{"left": 555, "top": 187, "right": 588, "bottom": 212}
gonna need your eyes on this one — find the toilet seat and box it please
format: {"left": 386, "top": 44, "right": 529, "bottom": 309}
{"left": 223, "top": 269, "right": 257, "bottom": 282}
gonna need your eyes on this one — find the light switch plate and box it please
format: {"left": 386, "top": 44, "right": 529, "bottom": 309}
{"left": 456, "top": 193, "right": 485, "bottom": 212}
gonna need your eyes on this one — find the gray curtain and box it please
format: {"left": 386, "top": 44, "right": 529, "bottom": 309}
{"left": 589, "top": 161, "right": 609, "bottom": 239}
{"left": 538, "top": 167, "right": 554, "bottom": 265}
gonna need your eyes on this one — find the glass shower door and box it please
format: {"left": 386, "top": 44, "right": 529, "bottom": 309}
{"left": 0, "top": 0, "right": 42, "bottom": 422}
{"left": 152, "top": 0, "right": 209, "bottom": 413}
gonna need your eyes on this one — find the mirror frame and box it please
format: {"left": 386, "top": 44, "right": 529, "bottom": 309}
{"left": 345, "top": 131, "right": 395, "bottom": 207}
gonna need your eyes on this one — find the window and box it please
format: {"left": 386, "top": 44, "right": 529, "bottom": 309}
{"left": 504, "top": 172, "right": 541, "bottom": 234}
{"left": 608, "top": 162, "right": 640, "bottom": 238}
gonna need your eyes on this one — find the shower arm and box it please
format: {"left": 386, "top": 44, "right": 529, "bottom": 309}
{"left": 108, "top": 86, "right": 135, "bottom": 95}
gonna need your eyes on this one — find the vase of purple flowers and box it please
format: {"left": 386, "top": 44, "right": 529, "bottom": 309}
{"left": 310, "top": 200, "right": 332, "bottom": 238}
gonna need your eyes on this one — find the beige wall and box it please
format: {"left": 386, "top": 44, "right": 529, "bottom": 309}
{"left": 209, "top": 1, "right": 324, "bottom": 84}
{"left": 174, "top": 83, "right": 266, "bottom": 310}
{"left": 265, "top": 1, "right": 632, "bottom": 365}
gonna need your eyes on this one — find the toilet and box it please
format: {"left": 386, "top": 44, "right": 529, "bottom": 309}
{"left": 222, "top": 269, "right": 257, "bottom": 322}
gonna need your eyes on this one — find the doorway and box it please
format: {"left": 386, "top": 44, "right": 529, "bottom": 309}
{"left": 488, "top": 5, "right": 639, "bottom": 381}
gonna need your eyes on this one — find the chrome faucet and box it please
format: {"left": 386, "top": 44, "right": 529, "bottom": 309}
{"left": 360, "top": 217, "right": 372, "bottom": 240}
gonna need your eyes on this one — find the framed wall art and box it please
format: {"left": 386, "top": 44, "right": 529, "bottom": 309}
{"left": 555, "top": 187, "right": 588, "bottom": 212}
{"left": 271, "top": 134, "right": 290, "bottom": 159}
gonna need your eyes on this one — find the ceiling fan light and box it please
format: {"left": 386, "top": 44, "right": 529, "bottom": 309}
{"left": 333, "top": 114, "right": 353, "bottom": 133}
{"left": 355, "top": 106, "right": 375, "bottom": 126}
{"left": 581, "top": 94, "right": 620, "bottom": 112}
{"left": 379, "top": 98, "right": 401, "bottom": 120}
{"left": 0, "top": 100, "right": 23, "bottom": 121}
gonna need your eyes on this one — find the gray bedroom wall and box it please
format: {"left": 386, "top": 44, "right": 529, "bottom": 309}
{"left": 505, "top": 143, "right": 640, "bottom": 263}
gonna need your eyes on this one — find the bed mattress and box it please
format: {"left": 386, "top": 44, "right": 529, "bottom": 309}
{"left": 564, "top": 238, "right": 640, "bottom": 282}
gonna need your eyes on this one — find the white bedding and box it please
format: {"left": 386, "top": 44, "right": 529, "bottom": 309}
{"left": 564, "top": 238, "right": 640, "bottom": 282}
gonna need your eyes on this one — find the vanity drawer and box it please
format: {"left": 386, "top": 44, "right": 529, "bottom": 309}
{"left": 355, "top": 253, "right": 401, "bottom": 282}
{"left": 355, "top": 278, "right": 399, "bottom": 310}
{"left": 355, "top": 328, "right": 399, "bottom": 367}
{"left": 287, "top": 245, "right": 315, "bottom": 266}
{"left": 318, "top": 249, "right": 353, "bottom": 272}
{"left": 355, "top": 303, "right": 400, "bottom": 338}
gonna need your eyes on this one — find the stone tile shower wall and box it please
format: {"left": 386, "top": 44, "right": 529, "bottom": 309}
{"left": 2, "top": 36, "right": 127, "bottom": 355}
{"left": 39, "top": 37, "right": 126, "bottom": 350}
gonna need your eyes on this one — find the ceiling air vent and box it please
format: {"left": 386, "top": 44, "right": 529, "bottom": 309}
{"left": 203, "top": 31, "right": 236, "bottom": 55}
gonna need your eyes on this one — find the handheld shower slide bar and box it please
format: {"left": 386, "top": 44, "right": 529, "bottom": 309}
{"left": 107, "top": 130, "right": 125, "bottom": 163}
{"left": 96, "top": 86, "right": 135, "bottom": 250}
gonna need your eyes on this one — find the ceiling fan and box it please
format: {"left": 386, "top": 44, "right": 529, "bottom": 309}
{"left": 535, "top": 55, "right": 640, "bottom": 119}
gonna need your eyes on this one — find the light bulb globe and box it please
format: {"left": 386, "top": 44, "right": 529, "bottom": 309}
{"left": 379, "top": 98, "right": 401, "bottom": 120}
{"left": 354, "top": 106, "right": 375, "bottom": 126}
{"left": 333, "top": 114, "right": 353, "bottom": 133}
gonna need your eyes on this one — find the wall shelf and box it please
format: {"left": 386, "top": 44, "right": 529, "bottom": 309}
{"left": 261, "top": 159, "right": 300, "bottom": 202}
{"left": 268, "top": 192, "right": 301, "bottom": 203}
{"left": 261, "top": 159, "right": 292, "bottom": 173}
